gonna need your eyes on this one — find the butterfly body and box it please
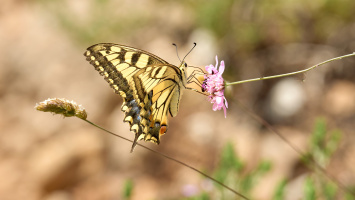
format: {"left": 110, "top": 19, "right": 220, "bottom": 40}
{"left": 84, "top": 43, "right": 194, "bottom": 151}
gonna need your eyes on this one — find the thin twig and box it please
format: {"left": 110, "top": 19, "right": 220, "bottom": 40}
{"left": 226, "top": 52, "right": 355, "bottom": 86}
{"left": 234, "top": 100, "right": 355, "bottom": 196}
{"left": 83, "top": 119, "right": 250, "bottom": 200}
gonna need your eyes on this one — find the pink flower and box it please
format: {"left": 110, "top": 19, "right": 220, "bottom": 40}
{"left": 202, "top": 56, "right": 228, "bottom": 118}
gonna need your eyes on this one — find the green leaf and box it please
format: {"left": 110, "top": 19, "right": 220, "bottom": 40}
{"left": 304, "top": 177, "right": 316, "bottom": 200}
{"left": 273, "top": 179, "right": 287, "bottom": 200}
{"left": 321, "top": 182, "right": 337, "bottom": 200}
{"left": 122, "top": 179, "right": 134, "bottom": 200}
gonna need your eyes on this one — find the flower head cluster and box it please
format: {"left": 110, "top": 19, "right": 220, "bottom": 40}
{"left": 35, "top": 98, "right": 87, "bottom": 120}
{"left": 202, "top": 56, "right": 228, "bottom": 118}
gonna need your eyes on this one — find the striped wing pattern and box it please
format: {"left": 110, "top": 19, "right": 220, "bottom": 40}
{"left": 84, "top": 43, "right": 183, "bottom": 151}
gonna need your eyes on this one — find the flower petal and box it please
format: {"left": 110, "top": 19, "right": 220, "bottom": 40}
{"left": 215, "top": 90, "right": 224, "bottom": 96}
{"left": 224, "top": 96, "right": 228, "bottom": 108}
{"left": 219, "top": 61, "right": 225, "bottom": 74}
{"left": 205, "top": 64, "right": 213, "bottom": 74}
{"left": 222, "top": 105, "right": 227, "bottom": 118}
{"left": 212, "top": 102, "right": 218, "bottom": 111}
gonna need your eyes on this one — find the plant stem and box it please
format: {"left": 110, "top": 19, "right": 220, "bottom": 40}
{"left": 225, "top": 52, "right": 355, "bottom": 86}
{"left": 83, "top": 119, "right": 249, "bottom": 200}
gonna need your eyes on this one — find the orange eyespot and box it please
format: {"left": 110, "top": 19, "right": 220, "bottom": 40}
{"left": 159, "top": 126, "right": 167, "bottom": 135}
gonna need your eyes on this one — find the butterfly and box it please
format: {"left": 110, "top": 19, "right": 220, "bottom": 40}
{"left": 84, "top": 43, "right": 205, "bottom": 152}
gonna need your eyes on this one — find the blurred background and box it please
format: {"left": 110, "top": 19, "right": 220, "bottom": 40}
{"left": 1, "top": 0, "right": 355, "bottom": 199}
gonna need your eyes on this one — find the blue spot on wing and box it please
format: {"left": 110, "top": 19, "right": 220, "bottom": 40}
{"left": 126, "top": 100, "right": 142, "bottom": 125}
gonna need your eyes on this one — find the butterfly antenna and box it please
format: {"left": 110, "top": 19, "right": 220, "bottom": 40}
{"left": 182, "top": 42, "right": 197, "bottom": 62}
{"left": 172, "top": 43, "right": 182, "bottom": 62}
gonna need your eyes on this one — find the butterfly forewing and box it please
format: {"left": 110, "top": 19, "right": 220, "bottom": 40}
{"left": 84, "top": 43, "right": 184, "bottom": 151}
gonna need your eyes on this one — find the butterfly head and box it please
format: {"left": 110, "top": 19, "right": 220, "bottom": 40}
{"left": 179, "top": 61, "right": 188, "bottom": 69}
{"left": 178, "top": 61, "right": 189, "bottom": 84}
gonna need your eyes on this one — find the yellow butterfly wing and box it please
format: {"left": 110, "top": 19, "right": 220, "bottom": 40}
{"left": 128, "top": 65, "right": 183, "bottom": 142}
{"left": 84, "top": 43, "right": 183, "bottom": 151}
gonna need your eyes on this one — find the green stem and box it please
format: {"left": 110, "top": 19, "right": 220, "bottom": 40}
{"left": 82, "top": 119, "right": 249, "bottom": 200}
{"left": 225, "top": 52, "right": 355, "bottom": 86}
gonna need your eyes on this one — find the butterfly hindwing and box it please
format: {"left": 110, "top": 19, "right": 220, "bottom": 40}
{"left": 84, "top": 43, "right": 184, "bottom": 151}
{"left": 128, "top": 65, "right": 183, "bottom": 144}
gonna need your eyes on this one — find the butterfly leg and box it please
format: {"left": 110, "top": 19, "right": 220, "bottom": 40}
{"left": 186, "top": 66, "right": 205, "bottom": 84}
{"left": 185, "top": 67, "right": 208, "bottom": 95}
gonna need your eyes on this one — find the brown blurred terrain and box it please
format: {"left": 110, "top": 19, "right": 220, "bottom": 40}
{"left": 0, "top": 0, "right": 355, "bottom": 200}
